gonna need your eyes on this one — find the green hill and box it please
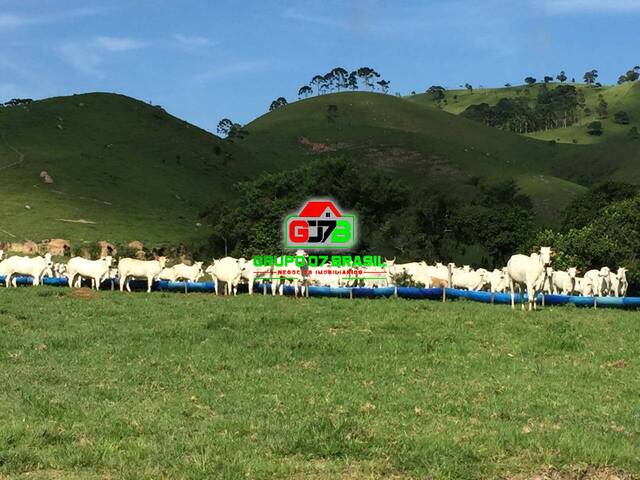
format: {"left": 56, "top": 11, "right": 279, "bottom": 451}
{"left": 238, "top": 92, "right": 589, "bottom": 223}
{"left": 1, "top": 85, "right": 639, "bottom": 247}
{"left": 408, "top": 81, "right": 640, "bottom": 144}
{"left": 0, "top": 93, "right": 259, "bottom": 245}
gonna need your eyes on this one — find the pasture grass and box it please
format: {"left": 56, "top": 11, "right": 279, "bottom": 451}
{"left": 0, "top": 288, "right": 639, "bottom": 479}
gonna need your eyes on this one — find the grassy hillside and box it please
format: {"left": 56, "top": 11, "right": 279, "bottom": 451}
{"left": 408, "top": 82, "right": 640, "bottom": 144}
{"left": 2, "top": 289, "right": 639, "bottom": 478}
{"left": 3, "top": 85, "right": 640, "bottom": 246}
{"left": 239, "top": 92, "right": 587, "bottom": 224}
{"left": 0, "top": 93, "right": 258, "bottom": 245}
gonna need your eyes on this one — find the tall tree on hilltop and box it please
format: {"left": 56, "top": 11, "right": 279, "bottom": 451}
{"left": 347, "top": 71, "right": 359, "bottom": 90}
{"left": 524, "top": 76, "right": 537, "bottom": 85}
{"left": 310, "top": 75, "right": 325, "bottom": 95}
{"left": 321, "top": 72, "right": 334, "bottom": 94}
{"left": 377, "top": 79, "right": 390, "bottom": 93}
{"left": 583, "top": 69, "right": 598, "bottom": 85}
{"left": 217, "top": 118, "right": 235, "bottom": 137}
{"left": 357, "top": 67, "right": 380, "bottom": 90}
{"left": 298, "top": 85, "right": 313, "bottom": 98}
{"left": 269, "top": 97, "right": 288, "bottom": 111}
{"left": 556, "top": 70, "right": 567, "bottom": 83}
{"left": 330, "top": 67, "right": 349, "bottom": 91}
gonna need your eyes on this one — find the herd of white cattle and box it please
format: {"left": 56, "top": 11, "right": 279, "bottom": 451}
{"left": 0, "top": 247, "right": 629, "bottom": 311}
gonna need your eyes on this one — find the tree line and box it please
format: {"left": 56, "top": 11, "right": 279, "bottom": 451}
{"left": 215, "top": 63, "right": 640, "bottom": 139}
{"left": 461, "top": 84, "right": 585, "bottom": 133}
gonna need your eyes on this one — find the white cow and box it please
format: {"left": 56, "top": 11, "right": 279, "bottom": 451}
{"left": 390, "top": 261, "right": 426, "bottom": 279}
{"left": 506, "top": 247, "right": 553, "bottom": 310}
{"left": 488, "top": 268, "right": 507, "bottom": 294}
{"left": 171, "top": 262, "right": 204, "bottom": 282}
{"left": 542, "top": 267, "right": 554, "bottom": 294}
{"left": 3, "top": 253, "right": 53, "bottom": 287}
{"left": 609, "top": 267, "right": 628, "bottom": 297}
{"left": 573, "top": 277, "right": 593, "bottom": 296}
{"left": 359, "top": 264, "right": 393, "bottom": 288}
{"left": 67, "top": 256, "right": 113, "bottom": 290}
{"left": 241, "top": 259, "right": 275, "bottom": 295}
{"left": 306, "top": 264, "right": 342, "bottom": 288}
{"left": 207, "top": 257, "right": 245, "bottom": 295}
{"left": 53, "top": 263, "right": 68, "bottom": 278}
{"left": 158, "top": 267, "right": 178, "bottom": 281}
{"left": 118, "top": 257, "right": 167, "bottom": 292}
{"left": 584, "top": 267, "right": 611, "bottom": 297}
{"left": 451, "top": 268, "right": 487, "bottom": 291}
{"left": 552, "top": 267, "right": 578, "bottom": 295}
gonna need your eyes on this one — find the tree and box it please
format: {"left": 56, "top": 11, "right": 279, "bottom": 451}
{"left": 617, "top": 66, "right": 639, "bottom": 83}
{"left": 504, "top": 83, "right": 512, "bottom": 87}
{"left": 297, "top": 85, "right": 312, "bottom": 99}
{"left": 543, "top": 76, "right": 553, "bottom": 83}
{"left": 464, "top": 83, "right": 473, "bottom": 92}
{"left": 217, "top": 118, "right": 234, "bottom": 137}
{"left": 533, "top": 195, "right": 640, "bottom": 293}
{"left": 556, "top": 70, "right": 567, "bottom": 83}
{"left": 583, "top": 69, "right": 598, "bottom": 85}
{"left": 310, "top": 75, "right": 325, "bottom": 95}
{"left": 269, "top": 97, "right": 288, "bottom": 111}
{"left": 624, "top": 68, "right": 639, "bottom": 82}
{"left": 356, "top": 67, "right": 380, "bottom": 90}
{"left": 426, "top": 85, "right": 446, "bottom": 103}
{"left": 377, "top": 79, "right": 390, "bottom": 93}
{"left": 596, "top": 94, "right": 608, "bottom": 119}
{"left": 216, "top": 118, "right": 247, "bottom": 140}
{"left": 613, "top": 111, "right": 630, "bottom": 125}
{"left": 330, "top": 67, "right": 348, "bottom": 91}
{"left": 320, "top": 72, "right": 333, "bottom": 94}
{"left": 587, "top": 121, "right": 603, "bottom": 136}
{"left": 347, "top": 70, "right": 359, "bottom": 90}
{"left": 524, "top": 76, "right": 536, "bottom": 85}
{"left": 560, "top": 182, "right": 638, "bottom": 230}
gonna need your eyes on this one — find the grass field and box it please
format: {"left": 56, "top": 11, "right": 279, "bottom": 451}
{"left": 1, "top": 288, "right": 639, "bottom": 479}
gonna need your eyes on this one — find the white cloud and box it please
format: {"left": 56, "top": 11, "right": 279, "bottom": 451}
{"left": 57, "top": 43, "right": 103, "bottom": 77}
{"left": 195, "top": 60, "right": 270, "bottom": 82}
{"left": 172, "top": 34, "right": 217, "bottom": 48}
{"left": 57, "top": 36, "right": 149, "bottom": 77}
{"left": 95, "top": 36, "right": 148, "bottom": 52}
{"left": 542, "top": 0, "right": 640, "bottom": 14}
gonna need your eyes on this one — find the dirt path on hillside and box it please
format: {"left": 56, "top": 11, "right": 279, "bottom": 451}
{"left": 0, "top": 135, "right": 25, "bottom": 171}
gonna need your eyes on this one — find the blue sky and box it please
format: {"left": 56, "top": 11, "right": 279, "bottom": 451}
{"left": 1, "top": 0, "right": 639, "bottom": 133}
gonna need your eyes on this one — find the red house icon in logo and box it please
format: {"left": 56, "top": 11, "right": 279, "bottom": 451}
{"left": 298, "top": 201, "right": 342, "bottom": 219}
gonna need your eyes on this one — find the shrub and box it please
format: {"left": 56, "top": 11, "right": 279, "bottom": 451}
{"left": 587, "top": 121, "right": 603, "bottom": 136}
{"left": 613, "top": 111, "right": 630, "bottom": 125}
